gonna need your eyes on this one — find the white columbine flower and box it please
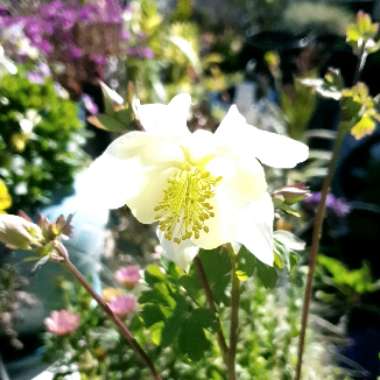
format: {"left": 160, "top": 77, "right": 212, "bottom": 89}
{"left": 85, "top": 94, "right": 308, "bottom": 269}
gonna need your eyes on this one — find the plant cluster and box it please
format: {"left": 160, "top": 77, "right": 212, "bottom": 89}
{"left": 0, "top": 68, "right": 88, "bottom": 212}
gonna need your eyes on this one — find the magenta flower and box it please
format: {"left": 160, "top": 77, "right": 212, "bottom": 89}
{"left": 44, "top": 310, "right": 80, "bottom": 336}
{"left": 107, "top": 295, "right": 137, "bottom": 317}
{"left": 115, "top": 265, "right": 141, "bottom": 288}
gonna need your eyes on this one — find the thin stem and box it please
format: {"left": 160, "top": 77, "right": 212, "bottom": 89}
{"left": 294, "top": 124, "right": 346, "bottom": 380}
{"left": 228, "top": 251, "right": 240, "bottom": 380}
{"left": 295, "top": 45, "right": 367, "bottom": 380}
{"left": 194, "top": 256, "right": 229, "bottom": 365}
{"left": 55, "top": 243, "right": 162, "bottom": 380}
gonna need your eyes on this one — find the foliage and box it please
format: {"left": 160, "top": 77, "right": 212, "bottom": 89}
{"left": 43, "top": 251, "right": 349, "bottom": 379}
{"left": 280, "top": 77, "right": 317, "bottom": 140}
{"left": 0, "top": 68, "right": 88, "bottom": 212}
{"left": 346, "top": 11, "right": 380, "bottom": 55}
{"left": 316, "top": 255, "right": 380, "bottom": 314}
{"left": 117, "top": 0, "right": 241, "bottom": 104}
{"left": 0, "top": 264, "right": 35, "bottom": 348}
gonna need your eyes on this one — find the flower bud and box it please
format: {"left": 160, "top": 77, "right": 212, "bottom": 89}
{"left": 0, "top": 214, "right": 43, "bottom": 250}
{"left": 273, "top": 185, "right": 309, "bottom": 205}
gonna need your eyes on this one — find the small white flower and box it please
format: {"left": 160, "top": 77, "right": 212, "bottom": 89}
{"left": 85, "top": 94, "right": 308, "bottom": 269}
{"left": 0, "top": 45, "right": 17, "bottom": 76}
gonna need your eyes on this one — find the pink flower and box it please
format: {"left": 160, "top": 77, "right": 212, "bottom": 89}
{"left": 44, "top": 310, "right": 80, "bottom": 336}
{"left": 107, "top": 295, "right": 137, "bottom": 317}
{"left": 115, "top": 265, "right": 141, "bottom": 288}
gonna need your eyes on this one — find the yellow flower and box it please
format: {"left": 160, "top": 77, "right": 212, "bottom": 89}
{"left": 0, "top": 179, "right": 12, "bottom": 213}
{"left": 85, "top": 94, "right": 308, "bottom": 269}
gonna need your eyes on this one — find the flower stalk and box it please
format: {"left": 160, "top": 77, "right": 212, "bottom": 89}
{"left": 55, "top": 243, "right": 162, "bottom": 380}
{"left": 295, "top": 48, "right": 368, "bottom": 380}
{"left": 228, "top": 250, "right": 240, "bottom": 380}
{"left": 194, "top": 256, "right": 229, "bottom": 365}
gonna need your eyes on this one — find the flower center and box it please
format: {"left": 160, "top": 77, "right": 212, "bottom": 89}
{"left": 154, "top": 163, "right": 222, "bottom": 243}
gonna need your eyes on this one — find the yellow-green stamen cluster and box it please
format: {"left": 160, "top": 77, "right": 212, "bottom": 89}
{"left": 154, "top": 164, "right": 222, "bottom": 244}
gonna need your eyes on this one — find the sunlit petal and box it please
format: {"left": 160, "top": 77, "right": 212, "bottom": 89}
{"left": 158, "top": 231, "right": 199, "bottom": 271}
{"left": 133, "top": 93, "right": 191, "bottom": 136}
{"left": 234, "top": 193, "right": 274, "bottom": 266}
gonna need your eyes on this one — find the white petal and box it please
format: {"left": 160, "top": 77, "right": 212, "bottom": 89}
{"left": 193, "top": 155, "right": 267, "bottom": 250}
{"left": 234, "top": 193, "right": 274, "bottom": 266}
{"left": 248, "top": 127, "right": 309, "bottom": 169}
{"left": 133, "top": 93, "right": 191, "bottom": 136}
{"left": 274, "top": 230, "right": 305, "bottom": 251}
{"left": 215, "top": 105, "right": 252, "bottom": 151}
{"left": 127, "top": 167, "right": 176, "bottom": 223}
{"left": 105, "top": 130, "right": 184, "bottom": 166}
{"left": 78, "top": 153, "right": 145, "bottom": 210}
{"left": 216, "top": 105, "right": 309, "bottom": 168}
{"left": 158, "top": 230, "right": 199, "bottom": 271}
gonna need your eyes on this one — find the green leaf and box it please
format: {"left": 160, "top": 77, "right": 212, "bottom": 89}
{"left": 177, "top": 309, "right": 214, "bottom": 361}
{"left": 141, "top": 304, "right": 166, "bottom": 327}
{"left": 139, "top": 283, "right": 176, "bottom": 309}
{"left": 194, "top": 249, "right": 231, "bottom": 304}
{"left": 150, "top": 322, "right": 164, "bottom": 345}
{"left": 238, "top": 247, "right": 278, "bottom": 288}
{"left": 145, "top": 264, "right": 166, "bottom": 286}
{"left": 88, "top": 114, "right": 125, "bottom": 132}
{"left": 161, "top": 296, "right": 188, "bottom": 347}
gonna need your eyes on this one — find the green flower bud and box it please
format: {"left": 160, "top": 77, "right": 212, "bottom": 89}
{"left": 0, "top": 214, "right": 43, "bottom": 250}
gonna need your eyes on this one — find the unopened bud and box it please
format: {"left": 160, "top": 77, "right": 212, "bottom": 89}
{"left": 0, "top": 214, "right": 43, "bottom": 250}
{"left": 273, "top": 185, "right": 309, "bottom": 205}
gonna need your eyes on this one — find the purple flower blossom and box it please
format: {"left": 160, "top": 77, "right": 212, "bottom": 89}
{"left": 107, "top": 294, "right": 137, "bottom": 317}
{"left": 304, "top": 192, "right": 350, "bottom": 217}
{"left": 82, "top": 94, "right": 98, "bottom": 115}
{"left": 115, "top": 265, "right": 141, "bottom": 288}
{"left": 27, "top": 62, "right": 51, "bottom": 84}
{"left": 1, "top": 0, "right": 125, "bottom": 67}
{"left": 127, "top": 46, "right": 154, "bottom": 59}
{"left": 44, "top": 309, "right": 80, "bottom": 336}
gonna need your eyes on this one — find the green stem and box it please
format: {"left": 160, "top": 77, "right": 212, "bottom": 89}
{"left": 55, "top": 243, "right": 162, "bottom": 380}
{"left": 194, "top": 256, "right": 229, "bottom": 366}
{"left": 295, "top": 45, "right": 367, "bottom": 380}
{"left": 228, "top": 250, "right": 240, "bottom": 380}
{"left": 294, "top": 123, "right": 346, "bottom": 380}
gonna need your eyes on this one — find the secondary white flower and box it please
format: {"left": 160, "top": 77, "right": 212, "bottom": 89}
{"left": 85, "top": 94, "right": 308, "bottom": 269}
{"left": 0, "top": 45, "right": 17, "bottom": 76}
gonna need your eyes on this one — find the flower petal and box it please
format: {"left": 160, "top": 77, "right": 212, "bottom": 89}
{"left": 247, "top": 127, "right": 309, "bottom": 169}
{"left": 193, "top": 155, "right": 267, "bottom": 250}
{"left": 216, "top": 105, "right": 309, "bottom": 168}
{"left": 104, "top": 130, "right": 184, "bottom": 166}
{"left": 78, "top": 153, "right": 145, "bottom": 210}
{"left": 158, "top": 230, "right": 199, "bottom": 271}
{"left": 133, "top": 93, "right": 191, "bottom": 136}
{"left": 234, "top": 193, "right": 274, "bottom": 266}
{"left": 127, "top": 167, "right": 176, "bottom": 223}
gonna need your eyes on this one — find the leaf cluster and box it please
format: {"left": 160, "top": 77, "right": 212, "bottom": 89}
{"left": 0, "top": 67, "right": 89, "bottom": 212}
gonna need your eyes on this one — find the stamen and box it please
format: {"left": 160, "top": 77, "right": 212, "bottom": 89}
{"left": 154, "top": 165, "right": 222, "bottom": 243}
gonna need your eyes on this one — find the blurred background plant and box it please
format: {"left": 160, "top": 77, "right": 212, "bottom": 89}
{"left": 0, "top": 264, "right": 36, "bottom": 350}
{"left": 43, "top": 254, "right": 356, "bottom": 380}
{"left": 1, "top": 0, "right": 380, "bottom": 378}
{"left": 0, "top": 65, "right": 88, "bottom": 213}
